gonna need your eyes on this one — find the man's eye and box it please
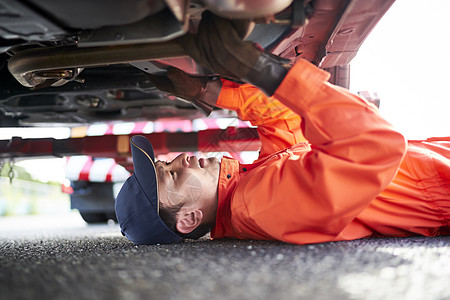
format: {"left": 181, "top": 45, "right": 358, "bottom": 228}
{"left": 170, "top": 170, "right": 174, "bottom": 176}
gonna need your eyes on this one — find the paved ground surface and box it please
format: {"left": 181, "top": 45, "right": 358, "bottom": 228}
{"left": 1, "top": 212, "right": 450, "bottom": 300}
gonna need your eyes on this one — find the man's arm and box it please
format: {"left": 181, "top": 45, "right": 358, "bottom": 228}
{"left": 216, "top": 80, "right": 307, "bottom": 159}
{"left": 227, "top": 59, "right": 407, "bottom": 243}
{"left": 145, "top": 68, "right": 307, "bottom": 159}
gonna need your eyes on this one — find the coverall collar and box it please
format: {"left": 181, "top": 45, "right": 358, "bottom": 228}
{"left": 211, "top": 156, "right": 241, "bottom": 238}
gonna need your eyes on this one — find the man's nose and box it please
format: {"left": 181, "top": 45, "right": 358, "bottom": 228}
{"left": 173, "top": 153, "right": 189, "bottom": 168}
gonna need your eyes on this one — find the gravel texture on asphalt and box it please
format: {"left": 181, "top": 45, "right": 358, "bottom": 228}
{"left": 1, "top": 214, "right": 450, "bottom": 300}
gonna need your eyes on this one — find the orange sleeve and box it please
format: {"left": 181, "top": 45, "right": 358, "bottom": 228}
{"left": 216, "top": 80, "right": 307, "bottom": 159}
{"left": 229, "top": 59, "right": 407, "bottom": 244}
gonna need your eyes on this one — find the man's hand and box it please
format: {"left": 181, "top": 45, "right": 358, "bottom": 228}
{"left": 177, "top": 11, "right": 261, "bottom": 82}
{"left": 145, "top": 68, "right": 208, "bottom": 102}
{"left": 145, "top": 68, "right": 222, "bottom": 116}
{"left": 177, "top": 11, "right": 290, "bottom": 96}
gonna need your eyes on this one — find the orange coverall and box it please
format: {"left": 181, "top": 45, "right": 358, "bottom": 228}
{"left": 210, "top": 59, "right": 450, "bottom": 244}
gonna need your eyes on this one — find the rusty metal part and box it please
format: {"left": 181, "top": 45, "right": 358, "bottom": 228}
{"left": 203, "top": 0, "right": 294, "bottom": 19}
{"left": 7, "top": 40, "right": 186, "bottom": 88}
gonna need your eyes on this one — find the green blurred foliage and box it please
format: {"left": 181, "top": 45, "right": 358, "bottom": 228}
{"left": 0, "top": 162, "right": 70, "bottom": 216}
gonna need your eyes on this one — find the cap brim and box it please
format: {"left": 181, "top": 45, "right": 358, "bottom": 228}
{"left": 130, "top": 135, "right": 159, "bottom": 213}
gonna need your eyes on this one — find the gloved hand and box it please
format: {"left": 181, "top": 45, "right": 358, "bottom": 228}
{"left": 177, "top": 11, "right": 290, "bottom": 96}
{"left": 177, "top": 12, "right": 260, "bottom": 81}
{"left": 145, "top": 68, "right": 222, "bottom": 116}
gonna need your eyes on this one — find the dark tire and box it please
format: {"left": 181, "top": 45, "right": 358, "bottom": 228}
{"left": 70, "top": 181, "right": 118, "bottom": 224}
{"left": 80, "top": 212, "right": 109, "bottom": 223}
{"left": 105, "top": 212, "right": 118, "bottom": 223}
{"left": 79, "top": 212, "right": 117, "bottom": 223}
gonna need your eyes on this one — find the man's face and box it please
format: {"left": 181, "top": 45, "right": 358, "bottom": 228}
{"left": 155, "top": 153, "right": 220, "bottom": 210}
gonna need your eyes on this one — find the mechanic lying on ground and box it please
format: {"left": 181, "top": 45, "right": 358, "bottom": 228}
{"left": 115, "top": 12, "right": 450, "bottom": 245}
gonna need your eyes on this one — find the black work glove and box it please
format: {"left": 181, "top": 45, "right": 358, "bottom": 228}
{"left": 177, "top": 11, "right": 290, "bottom": 96}
{"left": 145, "top": 68, "right": 222, "bottom": 116}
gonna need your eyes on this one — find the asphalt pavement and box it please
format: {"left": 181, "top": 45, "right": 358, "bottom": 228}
{"left": 1, "top": 212, "right": 450, "bottom": 300}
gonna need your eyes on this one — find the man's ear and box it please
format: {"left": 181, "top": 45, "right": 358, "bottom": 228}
{"left": 176, "top": 209, "right": 203, "bottom": 234}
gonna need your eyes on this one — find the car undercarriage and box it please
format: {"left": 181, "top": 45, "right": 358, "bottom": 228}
{"left": 0, "top": 0, "right": 394, "bottom": 127}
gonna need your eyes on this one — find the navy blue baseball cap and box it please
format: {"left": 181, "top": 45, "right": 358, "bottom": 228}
{"left": 115, "top": 135, "right": 182, "bottom": 245}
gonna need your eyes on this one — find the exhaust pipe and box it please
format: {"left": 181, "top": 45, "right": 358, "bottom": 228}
{"left": 7, "top": 40, "right": 186, "bottom": 88}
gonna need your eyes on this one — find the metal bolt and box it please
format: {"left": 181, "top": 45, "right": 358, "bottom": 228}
{"left": 114, "top": 33, "right": 124, "bottom": 40}
{"left": 74, "top": 78, "right": 85, "bottom": 84}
